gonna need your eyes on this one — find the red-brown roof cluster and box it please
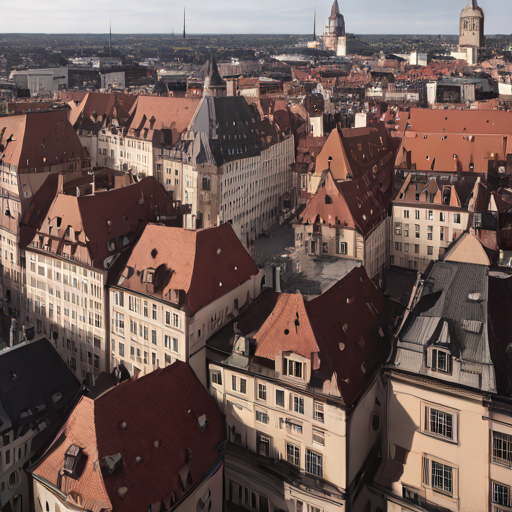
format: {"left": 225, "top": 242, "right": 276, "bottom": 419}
{"left": 32, "top": 361, "right": 225, "bottom": 512}
{"left": 117, "top": 222, "right": 259, "bottom": 314}
{"left": 251, "top": 266, "right": 393, "bottom": 406}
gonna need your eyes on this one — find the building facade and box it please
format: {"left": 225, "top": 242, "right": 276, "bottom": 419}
{"left": 459, "top": 0, "right": 485, "bottom": 49}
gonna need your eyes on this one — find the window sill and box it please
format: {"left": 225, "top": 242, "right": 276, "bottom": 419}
{"left": 420, "top": 431, "right": 458, "bottom": 445}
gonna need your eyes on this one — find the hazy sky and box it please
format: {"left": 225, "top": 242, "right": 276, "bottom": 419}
{"left": 1, "top": 0, "right": 511, "bottom": 35}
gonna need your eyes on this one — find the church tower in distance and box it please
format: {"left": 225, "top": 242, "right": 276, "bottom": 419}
{"left": 459, "top": 0, "right": 484, "bottom": 49}
{"left": 323, "top": 0, "right": 346, "bottom": 57}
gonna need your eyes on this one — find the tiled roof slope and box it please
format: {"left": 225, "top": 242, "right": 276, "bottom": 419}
{"left": 0, "top": 111, "right": 88, "bottom": 171}
{"left": 117, "top": 223, "right": 258, "bottom": 314}
{"left": 252, "top": 266, "right": 394, "bottom": 406}
{"left": 127, "top": 96, "right": 200, "bottom": 146}
{"left": 32, "top": 177, "right": 176, "bottom": 269}
{"left": 32, "top": 361, "right": 225, "bottom": 512}
{"left": 297, "top": 170, "right": 388, "bottom": 237}
{"left": 71, "top": 92, "right": 137, "bottom": 132}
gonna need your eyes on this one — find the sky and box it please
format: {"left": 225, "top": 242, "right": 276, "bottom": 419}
{"left": 1, "top": 0, "right": 511, "bottom": 35}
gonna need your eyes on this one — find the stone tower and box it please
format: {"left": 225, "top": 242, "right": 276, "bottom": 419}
{"left": 203, "top": 52, "right": 226, "bottom": 98}
{"left": 323, "top": 0, "right": 347, "bottom": 57}
{"left": 459, "top": 0, "right": 484, "bottom": 49}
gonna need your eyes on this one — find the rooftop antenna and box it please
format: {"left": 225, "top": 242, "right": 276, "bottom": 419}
{"left": 183, "top": 8, "right": 186, "bottom": 39}
{"left": 314, "top": 7, "right": 316, "bottom": 42}
{"left": 109, "top": 19, "right": 112, "bottom": 54}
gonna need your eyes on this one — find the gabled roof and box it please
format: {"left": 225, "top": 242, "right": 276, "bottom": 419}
{"left": 443, "top": 232, "right": 491, "bottom": 266}
{"left": 240, "top": 267, "right": 394, "bottom": 406}
{"left": 0, "top": 338, "right": 80, "bottom": 433}
{"left": 0, "top": 111, "right": 88, "bottom": 171}
{"left": 71, "top": 92, "right": 137, "bottom": 131}
{"left": 32, "top": 362, "right": 225, "bottom": 512}
{"left": 33, "top": 177, "right": 175, "bottom": 269}
{"left": 297, "top": 170, "right": 388, "bottom": 237}
{"left": 127, "top": 96, "right": 200, "bottom": 146}
{"left": 117, "top": 222, "right": 258, "bottom": 314}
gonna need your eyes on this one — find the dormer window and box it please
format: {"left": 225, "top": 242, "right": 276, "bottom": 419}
{"left": 108, "top": 238, "right": 116, "bottom": 252}
{"left": 63, "top": 444, "right": 83, "bottom": 477}
{"left": 143, "top": 269, "right": 155, "bottom": 284}
{"left": 283, "top": 357, "right": 303, "bottom": 379}
{"left": 431, "top": 349, "right": 452, "bottom": 374}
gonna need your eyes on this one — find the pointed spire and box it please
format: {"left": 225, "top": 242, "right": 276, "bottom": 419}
{"left": 109, "top": 19, "right": 112, "bottom": 54}
{"left": 183, "top": 8, "right": 186, "bottom": 39}
{"left": 313, "top": 8, "right": 316, "bottom": 41}
{"left": 330, "top": 0, "right": 340, "bottom": 18}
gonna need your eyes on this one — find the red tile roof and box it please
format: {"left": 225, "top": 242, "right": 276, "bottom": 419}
{"left": 0, "top": 111, "right": 88, "bottom": 171}
{"left": 249, "top": 267, "right": 393, "bottom": 406}
{"left": 117, "top": 222, "right": 259, "bottom": 314}
{"left": 32, "top": 361, "right": 225, "bottom": 512}
{"left": 32, "top": 177, "right": 177, "bottom": 269}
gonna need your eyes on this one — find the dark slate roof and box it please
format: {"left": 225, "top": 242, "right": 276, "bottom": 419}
{"left": 0, "top": 338, "right": 81, "bottom": 433}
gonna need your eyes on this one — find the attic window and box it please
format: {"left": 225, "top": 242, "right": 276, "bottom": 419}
{"left": 52, "top": 391, "right": 63, "bottom": 404}
{"left": 151, "top": 248, "right": 158, "bottom": 259}
{"left": 56, "top": 217, "right": 62, "bottom": 228}
{"left": 462, "top": 319, "right": 482, "bottom": 334}
{"left": 108, "top": 239, "right": 116, "bottom": 252}
{"left": 117, "top": 487, "right": 129, "bottom": 498}
{"left": 63, "top": 445, "right": 82, "bottom": 477}
{"left": 198, "top": 414, "right": 208, "bottom": 432}
{"left": 143, "top": 269, "right": 155, "bottom": 284}
{"left": 468, "top": 293, "right": 481, "bottom": 301}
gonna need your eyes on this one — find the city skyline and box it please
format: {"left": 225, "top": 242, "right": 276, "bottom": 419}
{"left": 1, "top": 0, "right": 511, "bottom": 36}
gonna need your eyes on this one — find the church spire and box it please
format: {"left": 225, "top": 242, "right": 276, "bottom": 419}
{"left": 183, "top": 8, "right": 186, "bottom": 39}
{"left": 330, "top": 0, "right": 340, "bottom": 18}
{"left": 313, "top": 8, "right": 316, "bottom": 41}
{"left": 109, "top": 19, "right": 112, "bottom": 54}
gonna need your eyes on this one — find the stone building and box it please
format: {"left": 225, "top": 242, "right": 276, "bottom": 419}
{"left": 459, "top": 0, "right": 484, "bottom": 50}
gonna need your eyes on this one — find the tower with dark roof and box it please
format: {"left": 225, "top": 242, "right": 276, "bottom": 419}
{"left": 323, "top": 0, "right": 346, "bottom": 56}
{"left": 459, "top": 0, "right": 484, "bottom": 49}
{"left": 203, "top": 51, "right": 226, "bottom": 98}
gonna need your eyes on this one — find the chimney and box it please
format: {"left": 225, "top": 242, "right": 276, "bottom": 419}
{"left": 57, "top": 173, "right": 65, "bottom": 194}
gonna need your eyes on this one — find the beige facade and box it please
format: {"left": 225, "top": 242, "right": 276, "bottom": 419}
{"left": 385, "top": 373, "right": 512, "bottom": 512}
{"left": 26, "top": 251, "right": 107, "bottom": 383}
{"left": 110, "top": 270, "right": 264, "bottom": 386}
{"left": 391, "top": 204, "right": 468, "bottom": 272}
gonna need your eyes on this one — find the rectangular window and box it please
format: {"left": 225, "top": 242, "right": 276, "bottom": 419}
{"left": 240, "top": 379, "right": 247, "bottom": 394}
{"left": 427, "top": 210, "right": 434, "bottom": 221}
{"left": 211, "top": 371, "right": 222, "bottom": 385}
{"left": 415, "top": 210, "right": 420, "bottom": 220}
{"left": 427, "top": 226, "right": 433, "bottom": 240}
{"left": 492, "top": 431, "right": 512, "bottom": 468}
{"left": 258, "top": 384, "right": 267, "bottom": 401}
{"left": 313, "top": 429, "right": 325, "bottom": 446}
{"left": 427, "top": 246, "right": 433, "bottom": 256}
{"left": 492, "top": 482, "right": 511, "bottom": 509}
{"left": 152, "top": 304, "right": 157, "bottom": 320}
{"left": 404, "top": 209, "right": 410, "bottom": 219}
{"left": 284, "top": 358, "right": 303, "bottom": 378}
{"left": 425, "top": 407, "right": 453, "bottom": 440}
{"left": 404, "top": 224, "right": 409, "bottom": 237}
{"left": 143, "top": 301, "right": 148, "bottom": 317}
{"left": 305, "top": 449, "right": 323, "bottom": 478}
{"left": 119, "top": 343, "right": 125, "bottom": 357}
{"left": 415, "top": 244, "right": 420, "bottom": 254}
{"left": 286, "top": 443, "right": 300, "bottom": 467}
{"left": 395, "top": 242, "right": 402, "bottom": 252}
{"left": 173, "top": 338, "right": 179, "bottom": 353}
{"left": 415, "top": 225, "right": 420, "bottom": 238}
{"left": 337, "top": 241, "right": 348, "bottom": 255}
{"left": 152, "top": 330, "right": 157, "bottom": 345}
{"left": 314, "top": 402, "right": 324, "bottom": 423}
{"left": 276, "top": 389, "right": 285, "bottom": 408}
{"left": 440, "top": 212, "right": 445, "bottom": 222}
{"left": 232, "top": 375, "right": 236, "bottom": 391}
{"left": 404, "top": 243, "right": 409, "bottom": 253}
{"left": 440, "top": 227, "right": 445, "bottom": 241}
{"left": 256, "top": 411, "right": 269, "bottom": 424}
{"left": 431, "top": 460, "right": 453, "bottom": 495}
{"left": 293, "top": 396, "right": 305, "bottom": 415}
{"left": 432, "top": 349, "right": 452, "bottom": 374}
{"left": 454, "top": 213, "right": 461, "bottom": 224}
{"left": 256, "top": 434, "right": 270, "bottom": 458}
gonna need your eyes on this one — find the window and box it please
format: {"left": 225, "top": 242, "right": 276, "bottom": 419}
{"left": 404, "top": 224, "right": 409, "bottom": 237}
{"left": 258, "top": 384, "right": 267, "bottom": 401}
{"left": 492, "top": 482, "right": 511, "bottom": 510}
{"left": 415, "top": 210, "right": 420, "bottom": 220}
{"left": 404, "top": 209, "right": 410, "bottom": 219}
{"left": 232, "top": 375, "right": 236, "bottom": 391}
{"left": 313, "top": 429, "right": 325, "bottom": 446}
{"left": 173, "top": 338, "right": 179, "bottom": 353}
{"left": 337, "top": 241, "right": 348, "bottom": 255}
{"left": 305, "top": 449, "right": 323, "bottom": 477}
{"left": 284, "top": 358, "right": 303, "bottom": 378}
{"left": 256, "top": 433, "right": 270, "bottom": 457}
{"left": 415, "top": 225, "right": 420, "bottom": 238}
{"left": 276, "top": 389, "right": 285, "bottom": 408}
{"left": 256, "top": 411, "right": 269, "bottom": 424}
{"left": 143, "top": 301, "right": 148, "bottom": 317}
{"left": 427, "top": 210, "right": 434, "bottom": 220}
{"left": 423, "top": 457, "right": 453, "bottom": 496}
{"left": 151, "top": 330, "right": 157, "bottom": 345}
{"left": 314, "top": 402, "right": 324, "bottom": 423}
{"left": 454, "top": 213, "right": 461, "bottom": 224}
{"left": 119, "top": 343, "right": 125, "bottom": 357}
{"left": 424, "top": 406, "right": 454, "bottom": 440}
{"left": 395, "top": 242, "right": 402, "bottom": 252}
{"left": 152, "top": 304, "right": 157, "bottom": 320}
{"left": 492, "top": 431, "right": 512, "bottom": 468}
{"left": 404, "top": 243, "right": 409, "bottom": 253}
{"left": 427, "top": 226, "right": 433, "bottom": 240}
{"left": 286, "top": 443, "right": 300, "bottom": 466}
{"left": 173, "top": 313, "right": 179, "bottom": 328}
{"left": 431, "top": 349, "right": 452, "bottom": 374}
{"left": 440, "top": 212, "right": 445, "bottom": 222}
{"left": 211, "top": 371, "right": 222, "bottom": 385}
{"left": 427, "top": 246, "right": 433, "bottom": 256}
{"left": 240, "top": 379, "right": 247, "bottom": 394}
{"left": 293, "top": 396, "right": 305, "bottom": 415}
{"left": 415, "top": 244, "right": 420, "bottom": 254}
{"left": 440, "top": 227, "right": 445, "bottom": 241}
